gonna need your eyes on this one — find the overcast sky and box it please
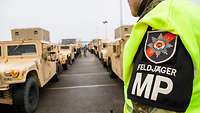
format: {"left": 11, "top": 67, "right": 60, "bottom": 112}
{"left": 0, "top": 0, "right": 138, "bottom": 43}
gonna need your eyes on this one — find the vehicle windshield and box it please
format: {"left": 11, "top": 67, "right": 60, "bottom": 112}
{"left": 7, "top": 44, "right": 37, "bottom": 56}
{"left": 61, "top": 46, "right": 70, "bottom": 50}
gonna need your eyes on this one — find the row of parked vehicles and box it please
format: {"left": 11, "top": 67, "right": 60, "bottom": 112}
{"left": 88, "top": 25, "right": 133, "bottom": 80}
{"left": 0, "top": 27, "right": 81, "bottom": 113}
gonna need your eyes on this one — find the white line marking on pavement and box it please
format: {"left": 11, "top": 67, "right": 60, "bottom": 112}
{"left": 60, "top": 72, "right": 109, "bottom": 77}
{"left": 46, "top": 84, "right": 118, "bottom": 90}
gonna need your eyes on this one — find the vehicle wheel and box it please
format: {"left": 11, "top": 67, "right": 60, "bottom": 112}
{"left": 107, "top": 60, "right": 117, "bottom": 79}
{"left": 68, "top": 57, "right": 73, "bottom": 65}
{"left": 100, "top": 54, "right": 103, "bottom": 61}
{"left": 69, "top": 59, "right": 73, "bottom": 65}
{"left": 51, "top": 64, "right": 61, "bottom": 82}
{"left": 62, "top": 63, "right": 68, "bottom": 70}
{"left": 13, "top": 76, "right": 39, "bottom": 113}
{"left": 103, "top": 62, "right": 107, "bottom": 68}
{"left": 57, "top": 63, "right": 63, "bottom": 73}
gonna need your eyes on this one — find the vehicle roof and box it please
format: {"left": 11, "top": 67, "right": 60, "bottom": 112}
{"left": 114, "top": 38, "right": 122, "bottom": 42}
{"left": 58, "top": 44, "right": 70, "bottom": 46}
{"left": 0, "top": 40, "right": 50, "bottom": 44}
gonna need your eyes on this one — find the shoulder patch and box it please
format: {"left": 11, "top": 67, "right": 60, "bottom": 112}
{"left": 144, "top": 31, "right": 177, "bottom": 64}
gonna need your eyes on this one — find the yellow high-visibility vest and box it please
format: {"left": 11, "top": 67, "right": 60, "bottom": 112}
{"left": 123, "top": 0, "right": 200, "bottom": 113}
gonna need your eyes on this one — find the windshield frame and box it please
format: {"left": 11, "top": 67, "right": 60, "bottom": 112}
{"left": 6, "top": 43, "right": 38, "bottom": 57}
{"left": 60, "top": 46, "right": 70, "bottom": 50}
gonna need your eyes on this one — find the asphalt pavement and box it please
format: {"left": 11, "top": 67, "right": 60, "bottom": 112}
{"left": 0, "top": 52, "right": 124, "bottom": 113}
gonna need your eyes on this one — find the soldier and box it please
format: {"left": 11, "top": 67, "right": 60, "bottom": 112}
{"left": 123, "top": 0, "right": 200, "bottom": 113}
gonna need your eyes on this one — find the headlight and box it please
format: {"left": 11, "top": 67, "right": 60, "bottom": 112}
{"left": 4, "top": 70, "right": 20, "bottom": 78}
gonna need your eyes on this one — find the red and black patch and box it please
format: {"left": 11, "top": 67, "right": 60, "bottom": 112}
{"left": 144, "top": 31, "right": 177, "bottom": 64}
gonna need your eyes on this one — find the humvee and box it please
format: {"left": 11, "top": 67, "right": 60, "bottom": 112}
{"left": 0, "top": 28, "right": 59, "bottom": 113}
{"left": 92, "top": 39, "right": 102, "bottom": 57}
{"left": 97, "top": 40, "right": 104, "bottom": 59}
{"left": 108, "top": 25, "right": 133, "bottom": 80}
{"left": 76, "top": 40, "right": 82, "bottom": 55}
{"left": 88, "top": 41, "right": 94, "bottom": 53}
{"left": 58, "top": 44, "right": 75, "bottom": 69}
{"left": 61, "top": 38, "right": 81, "bottom": 58}
{"left": 73, "top": 43, "right": 81, "bottom": 58}
{"left": 99, "top": 41, "right": 113, "bottom": 67}
{"left": 58, "top": 45, "right": 69, "bottom": 70}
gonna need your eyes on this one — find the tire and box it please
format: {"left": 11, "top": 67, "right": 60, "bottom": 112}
{"left": 52, "top": 74, "right": 60, "bottom": 82}
{"left": 68, "top": 57, "right": 73, "bottom": 65}
{"left": 62, "top": 63, "right": 68, "bottom": 70}
{"left": 52, "top": 63, "right": 61, "bottom": 82}
{"left": 103, "top": 62, "right": 107, "bottom": 68}
{"left": 107, "top": 60, "right": 117, "bottom": 79}
{"left": 13, "top": 76, "right": 39, "bottom": 113}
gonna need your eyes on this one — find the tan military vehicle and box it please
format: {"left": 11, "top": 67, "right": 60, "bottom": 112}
{"left": 97, "top": 40, "right": 104, "bottom": 59}
{"left": 100, "top": 41, "right": 113, "bottom": 67}
{"left": 91, "top": 39, "right": 102, "bottom": 57}
{"left": 88, "top": 41, "right": 94, "bottom": 53}
{"left": 71, "top": 43, "right": 80, "bottom": 58}
{"left": 72, "top": 43, "right": 81, "bottom": 58}
{"left": 61, "top": 38, "right": 80, "bottom": 58}
{"left": 90, "top": 39, "right": 97, "bottom": 54}
{"left": 0, "top": 28, "right": 59, "bottom": 113}
{"left": 108, "top": 25, "right": 133, "bottom": 80}
{"left": 58, "top": 45, "right": 71, "bottom": 70}
{"left": 69, "top": 44, "right": 76, "bottom": 61}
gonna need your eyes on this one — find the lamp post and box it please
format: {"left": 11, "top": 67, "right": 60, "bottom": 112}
{"left": 102, "top": 20, "right": 108, "bottom": 40}
{"left": 120, "top": 0, "right": 123, "bottom": 26}
{"left": 119, "top": 0, "right": 124, "bottom": 38}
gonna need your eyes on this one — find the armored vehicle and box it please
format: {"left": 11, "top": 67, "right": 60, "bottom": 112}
{"left": 58, "top": 44, "right": 75, "bottom": 69}
{"left": 58, "top": 45, "right": 69, "bottom": 70}
{"left": 100, "top": 41, "right": 113, "bottom": 67}
{"left": 61, "top": 38, "right": 81, "bottom": 58}
{"left": 91, "top": 39, "right": 102, "bottom": 57}
{"left": 97, "top": 39, "right": 104, "bottom": 59}
{"left": 109, "top": 25, "right": 133, "bottom": 80}
{"left": 88, "top": 41, "right": 94, "bottom": 53}
{"left": 114, "top": 25, "right": 132, "bottom": 39}
{"left": 0, "top": 28, "right": 59, "bottom": 113}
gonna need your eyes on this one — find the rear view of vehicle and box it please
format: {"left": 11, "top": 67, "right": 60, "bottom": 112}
{"left": 100, "top": 41, "right": 113, "bottom": 67}
{"left": 108, "top": 25, "right": 133, "bottom": 80}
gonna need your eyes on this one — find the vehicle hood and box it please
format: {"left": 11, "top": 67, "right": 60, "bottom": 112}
{"left": 0, "top": 59, "right": 38, "bottom": 72}
{"left": 60, "top": 50, "right": 70, "bottom": 56}
{"left": 101, "top": 49, "right": 107, "bottom": 54}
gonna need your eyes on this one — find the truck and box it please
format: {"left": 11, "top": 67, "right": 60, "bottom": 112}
{"left": 108, "top": 25, "right": 133, "bottom": 80}
{"left": 88, "top": 41, "right": 94, "bottom": 53}
{"left": 61, "top": 38, "right": 81, "bottom": 58}
{"left": 0, "top": 28, "right": 59, "bottom": 113}
{"left": 91, "top": 39, "right": 102, "bottom": 57}
{"left": 100, "top": 41, "right": 113, "bottom": 67}
{"left": 58, "top": 44, "right": 75, "bottom": 70}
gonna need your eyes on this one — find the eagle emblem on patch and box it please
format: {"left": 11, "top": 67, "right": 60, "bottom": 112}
{"left": 144, "top": 31, "right": 177, "bottom": 64}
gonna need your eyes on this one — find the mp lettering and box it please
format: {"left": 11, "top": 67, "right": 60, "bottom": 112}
{"left": 131, "top": 72, "right": 173, "bottom": 101}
